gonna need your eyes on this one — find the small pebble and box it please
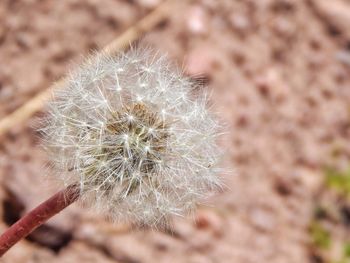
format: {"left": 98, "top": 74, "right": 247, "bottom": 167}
{"left": 137, "top": 0, "right": 161, "bottom": 9}
{"left": 195, "top": 209, "right": 223, "bottom": 236}
{"left": 185, "top": 46, "right": 218, "bottom": 78}
{"left": 186, "top": 6, "right": 209, "bottom": 35}
{"left": 229, "top": 13, "right": 250, "bottom": 31}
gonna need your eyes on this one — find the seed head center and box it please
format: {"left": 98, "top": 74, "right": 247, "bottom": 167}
{"left": 107, "top": 103, "right": 169, "bottom": 174}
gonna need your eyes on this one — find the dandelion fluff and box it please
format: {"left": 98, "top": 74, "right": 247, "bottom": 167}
{"left": 41, "top": 47, "right": 222, "bottom": 227}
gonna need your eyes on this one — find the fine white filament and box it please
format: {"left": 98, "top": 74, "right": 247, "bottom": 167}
{"left": 42, "top": 47, "right": 221, "bottom": 227}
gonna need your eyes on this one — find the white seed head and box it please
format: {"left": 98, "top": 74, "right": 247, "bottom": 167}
{"left": 41, "top": 47, "right": 222, "bottom": 227}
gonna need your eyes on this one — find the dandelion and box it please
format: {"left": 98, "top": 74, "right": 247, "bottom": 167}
{"left": 43, "top": 47, "right": 222, "bottom": 226}
{"left": 0, "top": 47, "right": 222, "bottom": 255}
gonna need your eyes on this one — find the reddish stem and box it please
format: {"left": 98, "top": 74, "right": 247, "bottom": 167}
{"left": 0, "top": 184, "right": 80, "bottom": 257}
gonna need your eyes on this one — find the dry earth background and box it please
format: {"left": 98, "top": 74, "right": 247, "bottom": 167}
{"left": 1, "top": 0, "right": 350, "bottom": 262}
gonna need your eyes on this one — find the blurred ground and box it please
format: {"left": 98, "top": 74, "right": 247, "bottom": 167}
{"left": 1, "top": 0, "right": 350, "bottom": 262}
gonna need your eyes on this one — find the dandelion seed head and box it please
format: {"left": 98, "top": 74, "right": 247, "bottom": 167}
{"left": 41, "top": 47, "right": 222, "bottom": 227}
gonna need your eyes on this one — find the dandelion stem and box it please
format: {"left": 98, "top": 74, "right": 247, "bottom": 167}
{"left": 0, "top": 184, "right": 80, "bottom": 257}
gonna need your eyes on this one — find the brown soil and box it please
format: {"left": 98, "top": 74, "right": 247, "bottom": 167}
{"left": 1, "top": 0, "right": 350, "bottom": 262}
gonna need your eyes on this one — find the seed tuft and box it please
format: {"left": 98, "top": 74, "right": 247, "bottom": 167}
{"left": 41, "top": 47, "right": 222, "bottom": 227}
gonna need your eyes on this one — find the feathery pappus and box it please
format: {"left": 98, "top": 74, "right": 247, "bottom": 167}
{"left": 41, "top": 47, "right": 222, "bottom": 227}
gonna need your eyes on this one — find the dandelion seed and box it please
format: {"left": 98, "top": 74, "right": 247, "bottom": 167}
{"left": 41, "top": 47, "right": 222, "bottom": 227}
